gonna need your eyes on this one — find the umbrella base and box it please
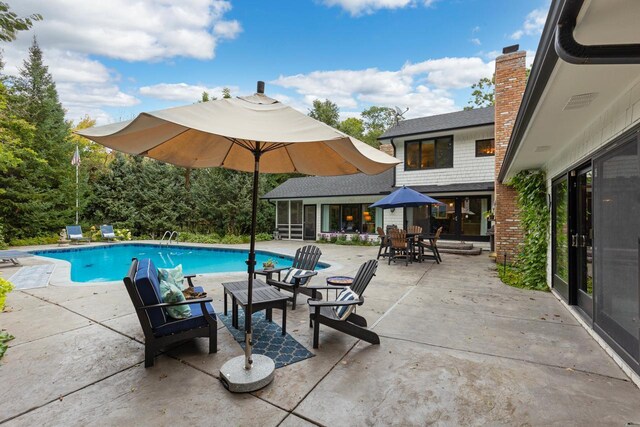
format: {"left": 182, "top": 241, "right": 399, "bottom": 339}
{"left": 219, "top": 354, "right": 275, "bottom": 393}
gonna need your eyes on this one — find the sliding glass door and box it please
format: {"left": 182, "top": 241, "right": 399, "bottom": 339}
{"left": 594, "top": 134, "right": 639, "bottom": 361}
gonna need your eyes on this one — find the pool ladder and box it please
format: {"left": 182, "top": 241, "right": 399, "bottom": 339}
{"left": 160, "top": 230, "right": 179, "bottom": 245}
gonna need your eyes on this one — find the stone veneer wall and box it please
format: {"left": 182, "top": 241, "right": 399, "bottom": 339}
{"left": 494, "top": 50, "right": 527, "bottom": 260}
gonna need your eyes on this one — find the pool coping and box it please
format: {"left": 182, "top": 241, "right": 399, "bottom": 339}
{"left": 22, "top": 241, "right": 337, "bottom": 287}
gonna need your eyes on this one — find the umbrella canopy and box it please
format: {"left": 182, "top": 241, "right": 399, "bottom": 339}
{"left": 76, "top": 93, "right": 397, "bottom": 176}
{"left": 76, "top": 84, "right": 399, "bottom": 391}
{"left": 370, "top": 185, "right": 442, "bottom": 209}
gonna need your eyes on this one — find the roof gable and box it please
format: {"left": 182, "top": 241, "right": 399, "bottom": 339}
{"left": 380, "top": 106, "right": 494, "bottom": 139}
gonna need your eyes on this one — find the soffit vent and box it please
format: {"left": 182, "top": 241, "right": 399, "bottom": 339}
{"left": 535, "top": 145, "right": 551, "bottom": 152}
{"left": 563, "top": 92, "right": 598, "bottom": 110}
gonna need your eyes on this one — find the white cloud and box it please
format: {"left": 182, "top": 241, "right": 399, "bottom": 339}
{"left": 139, "top": 83, "right": 240, "bottom": 102}
{"left": 10, "top": 0, "right": 241, "bottom": 61}
{"left": 321, "top": 0, "right": 435, "bottom": 16}
{"left": 510, "top": 7, "right": 548, "bottom": 40}
{"left": 271, "top": 56, "right": 493, "bottom": 118}
{"left": 2, "top": 46, "right": 139, "bottom": 124}
{"left": 470, "top": 38, "right": 481, "bottom": 46}
{"left": 214, "top": 20, "right": 242, "bottom": 39}
{"left": 2, "top": 1, "right": 243, "bottom": 123}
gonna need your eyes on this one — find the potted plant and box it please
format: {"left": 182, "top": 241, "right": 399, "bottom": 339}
{"left": 262, "top": 258, "right": 277, "bottom": 270}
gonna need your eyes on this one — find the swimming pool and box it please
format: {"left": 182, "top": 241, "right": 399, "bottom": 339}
{"left": 32, "top": 244, "right": 326, "bottom": 283}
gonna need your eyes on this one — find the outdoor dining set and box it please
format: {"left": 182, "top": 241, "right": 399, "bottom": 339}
{"left": 376, "top": 225, "right": 443, "bottom": 266}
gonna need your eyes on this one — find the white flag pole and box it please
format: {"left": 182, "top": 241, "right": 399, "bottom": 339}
{"left": 75, "top": 145, "right": 79, "bottom": 224}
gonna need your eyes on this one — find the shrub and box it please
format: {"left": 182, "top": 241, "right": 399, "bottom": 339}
{"left": 0, "top": 277, "right": 13, "bottom": 311}
{"left": 508, "top": 170, "right": 549, "bottom": 291}
{"left": 0, "top": 331, "right": 13, "bottom": 359}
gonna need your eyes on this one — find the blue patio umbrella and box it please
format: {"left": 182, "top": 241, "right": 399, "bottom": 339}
{"left": 370, "top": 186, "right": 442, "bottom": 209}
{"left": 370, "top": 186, "right": 442, "bottom": 229}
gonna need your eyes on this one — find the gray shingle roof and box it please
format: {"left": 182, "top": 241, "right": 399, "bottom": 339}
{"left": 380, "top": 106, "right": 494, "bottom": 139}
{"left": 262, "top": 169, "right": 493, "bottom": 200}
{"left": 262, "top": 169, "right": 394, "bottom": 199}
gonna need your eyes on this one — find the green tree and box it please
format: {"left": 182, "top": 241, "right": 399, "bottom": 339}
{"left": 360, "top": 106, "right": 395, "bottom": 148}
{"left": 222, "top": 87, "right": 231, "bottom": 99}
{"left": 0, "top": 2, "right": 41, "bottom": 42}
{"left": 338, "top": 117, "right": 364, "bottom": 140}
{"left": 308, "top": 99, "right": 339, "bottom": 128}
{"left": 465, "top": 75, "right": 494, "bottom": 110}
{"left": 2, "top": 38, "right": 74, "bottom": 237}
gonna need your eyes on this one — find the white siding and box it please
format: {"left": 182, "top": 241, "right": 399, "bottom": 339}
{"left": 544, "top": 77, "right": 640, "bottom": 286}
{"left": 393, "top": 125, "right": 495, "bottom": 187}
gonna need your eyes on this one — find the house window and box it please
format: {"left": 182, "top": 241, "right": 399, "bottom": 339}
{"left": 321, "top": 204, "right": 383, "bottom": 233}
{"left": 405, "top": 136, "right": 453, "bottom": 170}
{"left": 475, "top": 138, "right": 495, "bottom": 157}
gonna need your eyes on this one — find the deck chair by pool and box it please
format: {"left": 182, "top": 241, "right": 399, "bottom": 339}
{"left": 66, "top": 225, "right": 90, "bottom": 244}
{"left": 307, "top": 259, "right": 379, "bottom": 349}
{"left": 100, "top": 225, "right": 117, "bottom": 242}
{"left": 0, "top": 250, "right": 34, "bottom": 266}
{"left": 266, "top": 245, "right": 322, "bottom": 310}
{"left": 123, "top": 258, "right": 217, "bottom": 367}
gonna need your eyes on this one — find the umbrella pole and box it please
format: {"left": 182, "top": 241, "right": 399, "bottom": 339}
{"left": 244, "top": 149, "right": 261, "bottom": 370}
{"left": 219, "top": 145, "right": 275, "bottom": 392}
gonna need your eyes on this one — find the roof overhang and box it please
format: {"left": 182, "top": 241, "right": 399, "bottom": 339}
{"left": 500, "top": 0, "right": 640, "bottom": 182}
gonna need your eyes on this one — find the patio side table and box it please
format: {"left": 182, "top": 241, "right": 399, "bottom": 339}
{"left": 221, "top": 279, "right": 270, "bottom": 316}
{"left": 231, "top": 287, "right": 289, "bottom": 335}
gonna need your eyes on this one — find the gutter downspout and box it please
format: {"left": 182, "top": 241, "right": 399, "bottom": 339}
{"left": 390, "top": 138, "right": 397, "bottom": 188}
{"left": 555, "top": 0, "right": 640, "bottom": 64}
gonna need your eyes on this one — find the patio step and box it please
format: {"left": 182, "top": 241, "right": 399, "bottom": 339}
{"left": 435, "top": 241, "right": 483, "bottom": 256}
{"left": 438, "top": 246, "right": 483, "bottom": 256}
{"left": 436, "top": 241, "right": 475, "bottom": 250}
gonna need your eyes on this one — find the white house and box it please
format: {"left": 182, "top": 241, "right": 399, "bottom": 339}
{"left": 499, "top": 0, "right": 640, "bottom": 379}
{"left": 263, "top": 107, "right": 495, "bottom": 242}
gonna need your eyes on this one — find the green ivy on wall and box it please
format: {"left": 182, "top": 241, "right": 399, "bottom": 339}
{"left": 507, "top": 170, "right": 549, "bottom": 291}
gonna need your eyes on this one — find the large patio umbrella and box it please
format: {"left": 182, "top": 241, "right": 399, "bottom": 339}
{"left": 76, "top": 82, "right": 398, "bottom": 392}
{"left": 370, "top": 185, "right": 442, "bottom": 229}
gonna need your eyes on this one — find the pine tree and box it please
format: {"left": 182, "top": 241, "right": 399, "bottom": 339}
{"left": 5, "top": 37, "right": 74, "bottom": 236}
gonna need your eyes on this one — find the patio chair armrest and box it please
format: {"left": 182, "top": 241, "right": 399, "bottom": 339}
{"left": 199, "top": 301, "right": 217, "bottom": 326}
{"left": 308, "top": 297, "right": 364, "bottom": 307}
{"left": 138, "top": 297, "right": 213, "bottom": 310}
{"left": 295, "top": 270, "right": 318, "bottom": 278}
{"left": 305, "top": 285, "right": 348, "bottom": 291}
{"left": 184, "top": 274, "right": 196, "bottom": 287}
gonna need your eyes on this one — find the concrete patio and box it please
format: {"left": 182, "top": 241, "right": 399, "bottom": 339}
{"left": 1, "top": 241, "right": 640, "bottom": 426}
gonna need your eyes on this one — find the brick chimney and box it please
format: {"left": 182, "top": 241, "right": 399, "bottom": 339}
{"left": 379, "top": 143, "right": 394, "bottom": 157}
{"left": 494, "top": 45, "right": 527, "bottom": 260}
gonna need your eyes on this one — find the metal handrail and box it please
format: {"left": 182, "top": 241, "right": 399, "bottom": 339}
{"left": 160, "top": 230, "right": 172, "bottom": 245}
{"left": 168, "top": 231, "right": 179, "bottom": 245}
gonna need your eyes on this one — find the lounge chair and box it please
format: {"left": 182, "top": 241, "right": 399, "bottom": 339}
{"left": 265, "top": 245, "right": 322, "bottom": 310}
{"left": 65, "top": 225, "right": 90, "bottom": 244}
{"left": 123, "top": 258, "right": 217, "bottom": 367}
{"left": 0, "top": 250, "right": 34, "bottom": 266}
{"left": 100, "top": 225, "right": 117, "bottom": 242}
{"left": 307, "top": 259, "right": 379, "bottom": 349}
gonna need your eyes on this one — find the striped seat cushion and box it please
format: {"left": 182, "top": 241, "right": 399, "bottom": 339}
{"left": 283, "top": 268, "right": 312, "bottom": 285}
{"left": 334, "top": 287, "right": 358, "bottom": 320}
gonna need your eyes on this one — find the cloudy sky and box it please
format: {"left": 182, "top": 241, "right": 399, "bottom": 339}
{"left": 4, "top": 0, "right": 548, "bottom": 124}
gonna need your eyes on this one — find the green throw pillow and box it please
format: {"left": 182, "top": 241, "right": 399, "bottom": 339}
{"left": 158, "top": 264, "right": 186, "bottom": 290}
{"left": 159, "top": 279, "right": 191, "bottom": 319}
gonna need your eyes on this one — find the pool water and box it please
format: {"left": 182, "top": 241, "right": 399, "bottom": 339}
{"left": 31, "top": 244, "right": 319, "bottom": 283}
